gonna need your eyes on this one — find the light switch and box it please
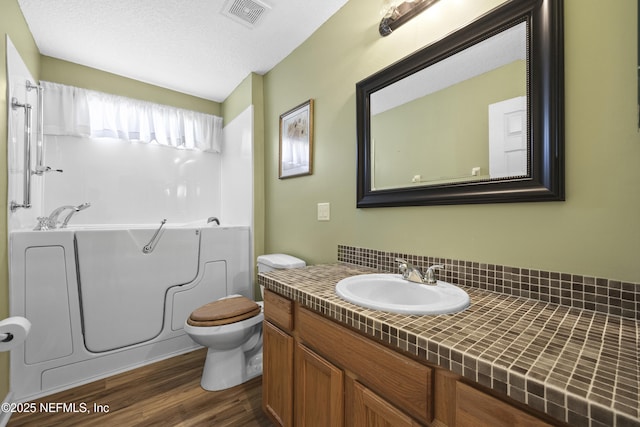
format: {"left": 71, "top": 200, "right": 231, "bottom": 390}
{"left": 317, "top": 203, "right": 330, "bottom": 221}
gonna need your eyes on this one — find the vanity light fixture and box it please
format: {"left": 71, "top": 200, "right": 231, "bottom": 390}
{"left": 379, "top": 0, "right": 440, "bottom": 36}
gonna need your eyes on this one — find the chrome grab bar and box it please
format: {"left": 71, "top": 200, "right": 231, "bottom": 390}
{"left": 27, "top": 81, "right": 46, "bottom": 176}
{"left": 10, "top": 81, "right": 51, "bottom": 212}
{"left": 27, "top": 81, "right": 63, "bottom": 176}
{"left": 10, "top": 97, "right": 33, "bottom": 211}
{"left": 142, "top": 219, "right": 167, "bottom": 254}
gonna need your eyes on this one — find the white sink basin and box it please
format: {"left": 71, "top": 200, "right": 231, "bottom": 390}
{"left": 335, "top": 274, "right": 470, "bottom": 315}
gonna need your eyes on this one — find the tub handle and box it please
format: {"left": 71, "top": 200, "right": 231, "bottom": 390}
{"left": 142, "top": 219, "right": 167, "bottom": 254}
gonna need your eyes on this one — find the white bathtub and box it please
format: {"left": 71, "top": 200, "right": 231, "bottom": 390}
{"left": 9, "top": 224, "right": 251, "bottom": 401}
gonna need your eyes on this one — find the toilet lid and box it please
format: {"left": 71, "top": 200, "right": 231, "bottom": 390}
{"left": 187, "top": 296, "right": 261, "bottom": 327}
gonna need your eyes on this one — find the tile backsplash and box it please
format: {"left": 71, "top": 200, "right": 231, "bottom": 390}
{"left": 337, "top": 245, "right": 639, "bottom": 321}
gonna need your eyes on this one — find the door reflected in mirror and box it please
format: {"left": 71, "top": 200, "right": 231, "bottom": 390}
{"left": 370, "top": 22, "right": 527, "bottom": 190}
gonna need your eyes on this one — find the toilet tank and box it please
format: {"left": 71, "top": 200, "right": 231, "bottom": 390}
{"left": 257, "top": 254, "right": 306, "bottom": 273}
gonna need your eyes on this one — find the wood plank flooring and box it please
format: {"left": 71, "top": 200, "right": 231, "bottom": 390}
{"left": 8, "top": 349, "right": 274, "bottom": 427}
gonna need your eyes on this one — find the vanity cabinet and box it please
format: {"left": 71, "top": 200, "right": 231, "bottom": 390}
{"left": 263, "top": 289, "right": 430, "bottom": 426}
{"left": 263, "top": 289, "right": 554, "bottom": 427}
{"left": 263, "top": 290, "right": 345, "bottom": 427}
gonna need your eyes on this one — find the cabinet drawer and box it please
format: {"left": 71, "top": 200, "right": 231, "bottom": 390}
{"left": 264, "top": 289, "right": 294, "bottom": 332}
{"left": 297, "top": 307, "right": 433, "bottom": 425}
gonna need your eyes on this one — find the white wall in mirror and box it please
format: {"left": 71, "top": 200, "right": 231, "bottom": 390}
{"left": 371, "top": 22, "right": 526, "bottom": 116}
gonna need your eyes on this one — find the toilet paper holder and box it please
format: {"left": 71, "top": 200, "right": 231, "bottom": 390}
{"left": 0, "top": 316, "right": 31, "bottom": 351}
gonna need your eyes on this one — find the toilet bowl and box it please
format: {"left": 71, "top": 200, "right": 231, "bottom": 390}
{"left": 184, "top": 295, "right": 264, "bottom": 391}
{"left": 184, "top": 254, "right": 305, "bottom": 391}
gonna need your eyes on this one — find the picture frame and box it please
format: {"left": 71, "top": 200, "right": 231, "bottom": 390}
{"left": 279, "top": 99, "right": 314, "bottom": 178}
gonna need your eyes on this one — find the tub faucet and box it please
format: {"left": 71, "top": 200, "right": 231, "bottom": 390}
{"left": 207, "top": 216, "right": 220, "bottom": 225}
{"left": 36, "top": 203, "right": 91, "bottom": 230}
{"left": 395, "top": 258, "right": 444, "bottom": 285}
{"left": 61, "top": 203, "right": 91, "bottom": 228}
{"left": 36, "top": 205, "right": 76, "bottom": 230}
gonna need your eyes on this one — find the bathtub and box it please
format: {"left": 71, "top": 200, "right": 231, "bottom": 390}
{"left": 9, "top": 224, "right": 252, "bottom": 401}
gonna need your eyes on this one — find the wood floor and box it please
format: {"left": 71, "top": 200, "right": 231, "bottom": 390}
{"left": 8, "top": 349, "right": 274, "bottom": 427}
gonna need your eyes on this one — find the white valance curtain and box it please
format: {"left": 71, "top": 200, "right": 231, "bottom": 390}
{"left": 41, "top": 81, "right": 223, "bottom": 153}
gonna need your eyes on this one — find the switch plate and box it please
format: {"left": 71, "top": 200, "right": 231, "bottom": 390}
{"left": 317, "top": 203, "right": 330, "bottom": 221}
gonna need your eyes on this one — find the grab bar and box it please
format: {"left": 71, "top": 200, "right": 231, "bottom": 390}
{"left": 142, "top": 219, "right": 167, "bottom": 254}
{"left": 10, "top": 97, "right": 33, "bottom": 212}
{"left": 27, "top": 81, "right": 46, "bottom": 176}
{"left": 27, "top": 81, "right": 63, "bottom": 176}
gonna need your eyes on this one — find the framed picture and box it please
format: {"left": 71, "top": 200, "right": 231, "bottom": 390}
{"left": 279, "top": 99, "right": 314, "bottom": 179}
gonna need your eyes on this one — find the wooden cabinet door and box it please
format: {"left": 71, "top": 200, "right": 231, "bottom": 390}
{"left": 456, "top": 382, "right": 551, "bottom": 427}
{"left": 262, "top": 321, "right": 294, "bottom": 427}
{"left": 295, "top": 343, "right": 344, "bottom": 427}
{"left": 347, "top": 378, "right": 423, "bottom": 427}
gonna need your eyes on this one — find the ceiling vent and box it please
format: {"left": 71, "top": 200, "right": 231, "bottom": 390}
{"left": 221, "top": 0, "right": 271, "bottom": 29}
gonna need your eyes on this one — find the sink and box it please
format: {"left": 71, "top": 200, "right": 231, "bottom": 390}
{"left": 335, "top": 274, "right": 470, "bottom": 315}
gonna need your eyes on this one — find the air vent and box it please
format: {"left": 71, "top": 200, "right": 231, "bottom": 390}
{"left": 221, "top": 0, "right": 271, "bottom": 28}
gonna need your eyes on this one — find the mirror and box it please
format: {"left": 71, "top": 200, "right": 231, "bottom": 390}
{"left": 356, "top": 0, "right": 564, "bottom": 207}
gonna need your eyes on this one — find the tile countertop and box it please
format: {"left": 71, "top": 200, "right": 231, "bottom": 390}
{"left": 258, "top": 264, "right": 640, "bottom": 427}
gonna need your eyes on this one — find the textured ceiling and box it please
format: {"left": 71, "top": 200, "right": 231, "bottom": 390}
{"left": 17, "top": 0, "right": 349, "bottom": 102}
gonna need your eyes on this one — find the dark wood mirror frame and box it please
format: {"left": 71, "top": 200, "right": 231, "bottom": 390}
{"left": 356, "top": 0, "right": 564, "bottom": 207}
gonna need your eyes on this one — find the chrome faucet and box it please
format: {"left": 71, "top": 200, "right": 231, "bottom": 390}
{"left": 395, "top": 258, "right": 444, "bottom": 285}
{"left": 60, "top": 203, "right": 91, "bottom": 228}
{"left": 424, "top": 264, "right": 444, "bottom": 284}
{"left": 34, "top": 203, "right": 91, "bottom": 230}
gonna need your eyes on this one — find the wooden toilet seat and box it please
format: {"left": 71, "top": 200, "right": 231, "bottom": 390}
{"left": 187, "top": 296, "right": 261, "bottom": 327}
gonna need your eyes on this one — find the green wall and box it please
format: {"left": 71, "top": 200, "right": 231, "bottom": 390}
{"left": 263, "top": 0, "right": 640, "bottom": 283}
{"left": 1, "top": 0, "right": 42, "bottom": 403}
{"left": 40, "top": 56, "right": 221, "bottom": 115}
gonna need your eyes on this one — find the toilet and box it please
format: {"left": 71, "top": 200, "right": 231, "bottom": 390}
{"left": 184, "top": 253, "right": 305, "bottom": 391}
{"left": 256, "top": 253, "right": 307, "bottom": 297}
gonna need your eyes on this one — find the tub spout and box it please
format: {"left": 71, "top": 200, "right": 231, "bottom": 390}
{"left": 39, "top": 203, "right": 91, "bottom": 230}
{"left": 60, "top": 203, "right": 91, "bottom": 229}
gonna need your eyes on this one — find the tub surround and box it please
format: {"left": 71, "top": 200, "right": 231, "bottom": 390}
{"left": 258, "top": 252, "right": 639, "bottom": 426}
